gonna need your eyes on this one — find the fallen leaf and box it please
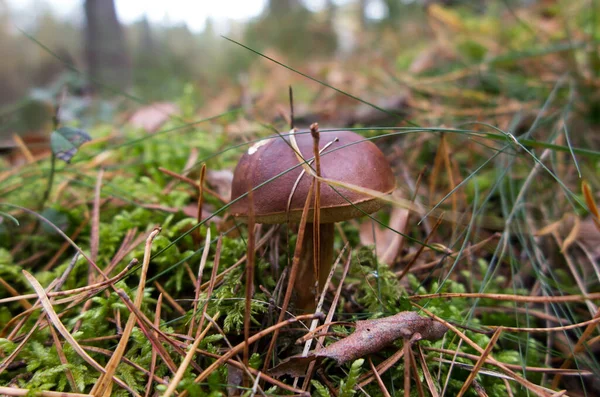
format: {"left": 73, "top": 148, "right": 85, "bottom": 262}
{"left": 128, "top": 102, "right": 179, "bottom": 133}
{"left": 360, "top": 206, "right": 409, "bottom": 265}
{"left": 51, "top": 126, "right": 91, "bottom": 163}
{"left": 409, "top": 43, "right": 458, "bottom": 75}
{"left": 206, "top": 169, "right": 233, "bottom": 201}
{"left": 269, "top": 311, "right": 447, "bottom": 377}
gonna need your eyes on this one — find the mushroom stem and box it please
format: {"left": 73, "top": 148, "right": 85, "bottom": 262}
{"left": 296, "top": 222, "right": 334, "bottom": 312}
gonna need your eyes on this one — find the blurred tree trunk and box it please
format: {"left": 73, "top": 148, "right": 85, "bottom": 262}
{"left": 139, "top": 16, "right": 154, "bottom": 57}
{"left": 325, "top": 0, "right": 336, "bottom": 24}
{"left": 383, "top": 0, "right": 402, "bottom": 26}
{"left": 358, "top": 0, "right": 368, "bottom": 30}
{"left": 84, "top": 0, "right": 131, "bottom": 92}
{"left": 267, "top": 0, "right": 301, "bottom": 16}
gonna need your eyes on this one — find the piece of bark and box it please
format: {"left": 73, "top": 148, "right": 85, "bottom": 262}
{"left": 270, "top": 311, "right": 447, "bottom": 377}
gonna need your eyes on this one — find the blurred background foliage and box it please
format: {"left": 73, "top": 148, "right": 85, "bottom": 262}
{"left": 0, "top": 0, "right": 481, "bottom": 131}
{"left": 1, "top": 0, "right": 595, "bottom": 140}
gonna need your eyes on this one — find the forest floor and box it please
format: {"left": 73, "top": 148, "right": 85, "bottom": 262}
{"left": 1, "top": 2, "right": 600, "bottom": 396}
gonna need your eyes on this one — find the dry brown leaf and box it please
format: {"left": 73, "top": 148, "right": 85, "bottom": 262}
{"left": 128, "top": 102, "right": 179, "bottom": 133}
{"left": 359, "top": 206, "right": 409, "bottom": 265}
{"left": 206, "top": 169, "right": 233, "bottom": 201}
{"left": 576, "top": 217, "right": 600, "bottom": 257}
{"left": 537, "top": 214, "right": 600, "bottom": 256}
{"left": 409, "top": 44, "right": 458, "bottom": 75}
{"left": 269, "top": 311, "right": 447, "bottom": 377}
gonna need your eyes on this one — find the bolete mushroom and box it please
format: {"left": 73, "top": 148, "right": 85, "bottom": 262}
{"left": 230, "top": 129, "right": 395, "bottom": 310}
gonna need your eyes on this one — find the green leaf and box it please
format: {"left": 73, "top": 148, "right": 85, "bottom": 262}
{"left": 50, "top": 126, "right": 91, "bottom": 163}
{"left": 311, "top": 380, "right": 332, "bottom": 397}
{"left": 339, "top": 359, "right": 364, "bottom": 397}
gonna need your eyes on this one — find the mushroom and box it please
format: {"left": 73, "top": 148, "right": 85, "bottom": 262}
{"left": 230, "top": 129, "right": 395, "bottom": 310}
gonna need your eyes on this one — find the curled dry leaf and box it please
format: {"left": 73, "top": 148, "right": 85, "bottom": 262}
{"left": 128, "top": 102, "right": 179, "bottom": 133}
{"left": 206, "top": 169, "right": 233, "bottom": 202}
{"left": 269, "top": 311, "right": 447, "bottom": 377}
{"left": 359, "top": 205, "right": 409, "bottom": 265}
{"left": 537, "top": 214, "right": 600, "bottom": 256}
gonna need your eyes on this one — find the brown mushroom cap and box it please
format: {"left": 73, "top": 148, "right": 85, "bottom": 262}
{"left": 229, "top": 130, "right": 395, "bottom": 224}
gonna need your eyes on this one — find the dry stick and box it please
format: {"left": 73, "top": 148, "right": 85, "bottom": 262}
{"left": 76, "top": 169, "right": 103, "bottom": 333}
{"left": 196, "top": 163, "right": 207, "bottom": 242}
{"left": 457, "top": 327, "right": 503, "bottom": 397}
{"left": 551, "top": 307, "right": 600, "bottom": 389}
{"left": 473, "top": 305, "right": 569, "bottom": 325}
{"left": 184, "top": 262, "right": 197, "bottom": 287}
{"left": 0, "top": 277, "right": 31, "bottom": 310}
{"left": 90, "top": 168, "right": 103, "bottom": 264}
{"left": 153, "top": 281, "right": 186, "bottom": 315}
{"left": 178, "top": 313, "right": 322, "bottom": 397}
{"left": 48, "top": 324, "right": 79, "bottom": 392}
{"left": 163, "top": 312, "right": 221, "bottom": 397}
{"left": 43, "top": 217, "right": 89, "bottom": 271}
{"left": 116, "top": 290, "right": 179, "bottom": 374}
{"left": 188, "top": 228, "right": 212, "bottom": 338}
{"left": 586, "top": 333, "right": 600, "bottom": 348}
{"left": 53, "top": 252, "right": 79, "bottom": 292}
{"left": 106, "top": 290, "right": 204, "bottom": 375}
{"left": 194, "top": 235, "right": 223, "bottom": 336}
{"left": 358, "top": 347, "right": 405, "bottom": 388}
{"left": 106, "top": 228, "right": 144, "bottom": 275}
{"left": 503, "top": 378, "right": 515, "bottom": 397}
{"left": 415, "top": 304, "right": 555, "bottom": 397}
{"left": 424, "top": 346, "right": 593, "bottom": 376}
{"left": 310, "top": 122, "right": 322, "bottom": 308}
{"left": 162, "top": 147, "right": 198, "bottom": 194}
{"left": 396, "top": 167, "right": 426, "bottom": 257}
{"left": 582, "top": 181, "right": 600, "bottom": 231}
{"left": 261, "top": 179, "right": 315, "bottom": 374}
{"left": 0, "top": 386, "right": 92, "bottom": 397}
{"left": 410, "top": 291, "right": 600, "bottom": 303}
{"left": 408, "top": 233, "right": 500, "bottom": 273}
{"left": 0, "top": 259, "right": 136, "bottom": 305}
{"left": 21, "top": 271, "right": 140, "bottom": 396}
{"left": 158, "top": 166, "right": 227, "bottom": 202}
{"left": 91, "top": 227, "right": 161, "bottom": 397}
{"left": 428, "top": 132, "right": 446, "bottom": 208}
{"left": 293, "top": 244, "right": 347, "bottom": 389}
{"left": 0, "top": 322, "right": 39, "bottom": 376}
{"left": 145, "top": 293, "right": 163, "bottom": 397}
{"left": 15, "top": 249, "right": 50, "bottom": 267}
{"left": 11, "top": 133, "right": 35, "bottom": 163}
{"left": 416, "top": 344, "right": 440, "bottom": 397}
{"left": 197, "top": 226, "right": 277, "bottom": 292}
{"left": 244, "top": 178, "right": 256, "bottom": 387}
{"left": 404, "top": 337, "right": 411, "bottom": 397}
{"left": 250, "top": 372, "right": 262, "bottom": 397}
{"left": 191, "top": 347, "right": 309, "bottom": 396}
{"left": 440, "top": 133, "right": 458, "bottom": 225}
{"left": 201, "top": 313, "right": 268, "bottom": 397}
{"left": 553, "top": 231, "right": 598, "bottom": 317}
{"left": 301, "top": 244, "right": 347, "bottom": 353}
{"left": 409, "top": 341, "right": 425, "bottom": 397}
{"left": 10, "top": 205, "right": 109, "bottom": 281}
{"left": 80, "top": 345, "right": 169, "bottom": 387}
{"left": 302, "top": 254, "right": 352, "bottom": 391}
{"left": 486, "top": 316, "right": 600, "bottom": 333}
{"left": 1, "top": 258, "right": 129, "bottom": 372}
{"left": 368, "top": 357, "right": 392, "bottom": 397}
